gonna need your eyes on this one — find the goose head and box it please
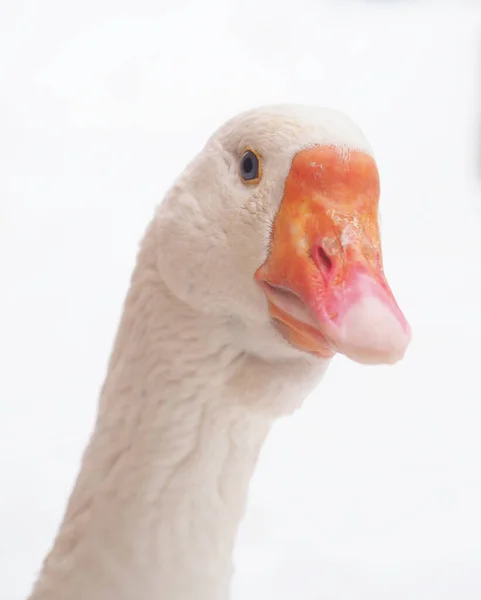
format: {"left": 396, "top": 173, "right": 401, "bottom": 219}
{"left": 156, "top": 104, "right": 411, "bottom": 365}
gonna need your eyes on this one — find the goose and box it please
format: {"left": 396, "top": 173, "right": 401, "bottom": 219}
{"left": 27, "top": 104, "right": 411, "bottom": 600}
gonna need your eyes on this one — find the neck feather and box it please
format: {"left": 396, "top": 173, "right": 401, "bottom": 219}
{"left": 29, "top": 231, "right": 327, "bottom": 600}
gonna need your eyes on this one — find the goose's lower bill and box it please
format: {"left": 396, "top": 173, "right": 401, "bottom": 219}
{"left": 256, "top": 145, "right": 411, "bottom": 365}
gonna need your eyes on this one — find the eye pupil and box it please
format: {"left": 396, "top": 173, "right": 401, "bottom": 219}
{"left": 240, "top": 150, "right": 260, "bottom": 182}
{"left": 243, "top": 156, "right": 253, "bottom": 174}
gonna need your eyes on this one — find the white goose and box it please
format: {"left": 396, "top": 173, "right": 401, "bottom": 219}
{"left": 28, "top": 104, "right": 411, "bottom": 600}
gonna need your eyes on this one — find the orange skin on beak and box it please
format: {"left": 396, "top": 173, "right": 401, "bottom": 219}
{"left": 255, "top": 146, "right": 409, "bottom": 361}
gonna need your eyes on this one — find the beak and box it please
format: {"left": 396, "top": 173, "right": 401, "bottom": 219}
{"left": 255, "top": 145, "right": 411, "bottom": 365}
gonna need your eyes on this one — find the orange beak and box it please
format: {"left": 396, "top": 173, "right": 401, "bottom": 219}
{"left": 255, "top": 146, "right": 411, "bottom": 364}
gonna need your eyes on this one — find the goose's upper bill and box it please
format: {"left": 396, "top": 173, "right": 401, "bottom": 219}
{"left": 255, "top": 145, "right": 411, "bottom": 365}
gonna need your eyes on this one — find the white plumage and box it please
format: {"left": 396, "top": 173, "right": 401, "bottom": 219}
{"left": 28, "top": 104, "right": 410, "bottom": 600}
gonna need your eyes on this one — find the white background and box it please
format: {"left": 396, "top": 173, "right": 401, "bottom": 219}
{"left": 1, "top": 0, "right": 481, "bottom": 598}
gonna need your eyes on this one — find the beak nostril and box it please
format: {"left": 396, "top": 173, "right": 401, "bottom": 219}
{"left": 316, "top": 245, "right": 332, "bottom": 274}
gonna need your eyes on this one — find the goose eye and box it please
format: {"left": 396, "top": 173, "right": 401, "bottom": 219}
{"left": 240, "top": 149, "right": 261, "bottom": 183}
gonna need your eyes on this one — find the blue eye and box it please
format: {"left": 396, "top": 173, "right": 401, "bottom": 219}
{"left": 240, "top": 149, "right": 261, "bottom": 183}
